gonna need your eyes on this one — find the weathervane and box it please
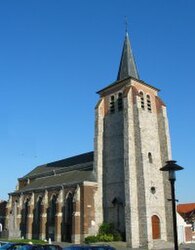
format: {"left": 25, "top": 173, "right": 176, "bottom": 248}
{"left": 125, "top": 16, "right": 128, "bottom": 33}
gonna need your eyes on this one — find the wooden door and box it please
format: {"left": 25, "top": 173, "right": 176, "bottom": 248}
{"left": 152, "top": 215, "right": 160, "bottom": 239}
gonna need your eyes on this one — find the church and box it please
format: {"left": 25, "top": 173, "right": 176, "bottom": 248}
{"left": 6, "top": 32, "right": 174, "bottom": 249}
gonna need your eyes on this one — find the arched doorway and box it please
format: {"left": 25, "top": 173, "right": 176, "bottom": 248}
{"left": 152, "top": 215, "right": 161, "bottom": 239}
{"left": 62, "top": 193, "right": 73, "bottom": 242}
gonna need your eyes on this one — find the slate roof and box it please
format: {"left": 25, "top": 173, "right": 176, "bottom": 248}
{"left": 20, "top": 151, "right": 94, "bottom": 180}
{"left": 15, "top": 168, "right": 95, "bottom": 193}
{"left": 117, "top": 32, "right": 139, "bottom": 81}
{"left": 97, "top": 33, "right": 159, "bottom": 95}
{"left": 11, "top": 152, "right": 95, "bottom": 194}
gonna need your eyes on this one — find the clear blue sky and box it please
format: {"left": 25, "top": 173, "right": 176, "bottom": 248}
{"left": 0, "top": 0, "right": 194, "bottom": 203}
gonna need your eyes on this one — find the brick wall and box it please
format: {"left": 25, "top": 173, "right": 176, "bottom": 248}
{"left": 185, "top": 226, "right": 192, "bottom": 242}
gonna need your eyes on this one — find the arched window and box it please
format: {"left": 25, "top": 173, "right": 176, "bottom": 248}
{"left": 33, "top": 196, "right": 42, "bottom": 239}
{"left": 140, "top": 91, "right": 145, "bottom": 110}
{"left": 63, "top": 193, "right": 73, "bottom": 242}
{"left": 118, "top": 92, "right": 123, "bottom": 111}
{"left": 147, "top": 94, "right": 152, "bottom": 112}
{"left": 148, "top": 152, "right": 153, "bottom": 163}
{"left": 152, "top": 215, "right": 161, "bottom": 239}
{"left": 50, "top": 195, "right": 57, "bottom": 226}
{"left": 46, "top": 195, "right": 57, "bottom": 241}
{"left": 21, "top": 198, "right": 29, "bottom": 238}
{"left": 110, "top": 95, "right": 115, "bottom": 113}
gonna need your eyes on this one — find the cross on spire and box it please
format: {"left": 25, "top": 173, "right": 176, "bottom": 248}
{"left": 125, "top": 16, "right": 128, "bottom": 34}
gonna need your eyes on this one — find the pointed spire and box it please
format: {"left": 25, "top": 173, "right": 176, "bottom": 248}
{"left": 117, "top": 32, "right": 139, "bottom": 81}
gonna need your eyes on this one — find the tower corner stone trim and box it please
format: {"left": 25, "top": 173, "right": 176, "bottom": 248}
{"left": 123, "top": 87, "right": 140, "bottom": 248}
{"left": 94, "top": 98, "right": 104, "bottom": 229}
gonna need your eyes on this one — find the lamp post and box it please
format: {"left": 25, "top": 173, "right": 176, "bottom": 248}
{"left": 160, "top": 160, "right": 183, "bottom": 250}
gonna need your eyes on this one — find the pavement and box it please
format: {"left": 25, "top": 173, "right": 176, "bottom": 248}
{"left": 53, "top": 241, "right": 195, "bottom": 250}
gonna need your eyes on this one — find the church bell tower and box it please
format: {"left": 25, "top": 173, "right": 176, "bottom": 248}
{"left": 94, "top": 32, "right": 174, "bottom": 248}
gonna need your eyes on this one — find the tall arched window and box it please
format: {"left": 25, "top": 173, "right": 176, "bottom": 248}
{"left": 21, "top": 198, "right": 29, "bottom": 238}
{"left": 33, "top": 196, "right": 42, "bottom": 239}
{"left": 110, "top": 95, "right": 115, "bottom": 113}
{"left": 148, "top": 152, "right": 153, "bottom": 163}
{"left": 50, "top": 195, "right": 57, "bottom": 225}
{"left": 117, "top": 92, "right": 123, "bottom": 111}
{"left": 147, "top": 94, "right": 152, "bottom": 112}
{"left": 47, "top": 195, "right": 57, "bottom": 241}
{"left": 140, "top": 91, "right": 145, "bottom": 110}
{"left": 63, "top": 193, "right": 73, "bottom": 242}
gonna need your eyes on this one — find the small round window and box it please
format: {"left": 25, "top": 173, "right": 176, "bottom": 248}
{"left": 150, "top": 186, "right": 156, "bottom": 194}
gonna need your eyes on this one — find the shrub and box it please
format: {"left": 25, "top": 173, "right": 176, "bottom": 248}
{"left": 113, "top": 231, "right": 122, "bottom": 241}
{"left": 98, "top": 223, "right": 115, "bottom": 235}
{"left": 98, "top": 233, "right": 114, "bottom": 242}
{"left": 84, "top": 235, "right": 99, "bottom": 244}
{"left": 84, "top": 222, "right": 123, "bottom": 243}
{"left": 98, "top": 222, "right": 122, "bottom": 241}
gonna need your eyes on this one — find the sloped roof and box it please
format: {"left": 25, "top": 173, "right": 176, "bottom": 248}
{"left": 20, "top": 151, "right": 94, "bottom": 180}
{"left": 96, "top": 76, "right": 159, "bottom": 96}
{"left": 117, "top": 32, "right": 139, "bottom": 81}
{"left": 14, "top": 168, "right": 95, "bottom": 194}
{"left": 177, "top": 203, "right": 195, "bottom": 214}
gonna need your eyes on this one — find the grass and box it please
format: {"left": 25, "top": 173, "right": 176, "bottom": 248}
{"left": 0, "top": 238, "right": 47, "bottom": 244}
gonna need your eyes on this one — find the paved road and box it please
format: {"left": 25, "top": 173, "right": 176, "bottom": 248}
{"left": 54, "top": 241, "right": 195, "bottom": 250}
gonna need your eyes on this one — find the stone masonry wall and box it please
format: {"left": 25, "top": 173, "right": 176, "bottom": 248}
{"left": 123, "top": 86, "right": 140, "bottom": 248}
{"left": 157, "top": 105, "right": 174, "bottom": 242}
